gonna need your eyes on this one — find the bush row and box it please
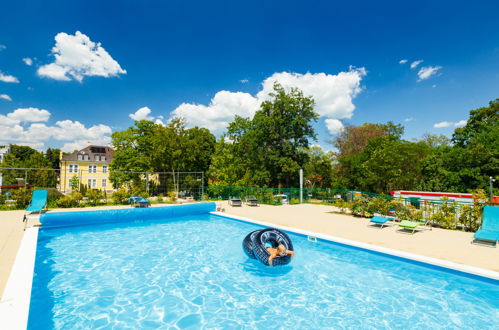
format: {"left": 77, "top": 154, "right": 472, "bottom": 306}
{"left": 331, "top": 190, "right": 488, "bottom": 232}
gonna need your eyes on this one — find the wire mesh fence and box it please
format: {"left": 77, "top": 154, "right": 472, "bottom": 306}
{"left": 0, "top": 167, "right": 205, "bottom": 199}
{"left": 0, "top": 167, "right": 493, "bottom": 231}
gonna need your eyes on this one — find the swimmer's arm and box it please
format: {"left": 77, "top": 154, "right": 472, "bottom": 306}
{"left": 287, "top": 250, "right": 294, "bottom": 258}
{"left": 268, "top": 249, "right": 278, "bottom": 266}
{"left": 268, "top": 255, "right": 274, "bottom": 266}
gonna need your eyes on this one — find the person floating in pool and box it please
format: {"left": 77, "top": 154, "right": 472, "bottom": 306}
{"left": 267, "top": 244, "right": 294, "bottom": 266}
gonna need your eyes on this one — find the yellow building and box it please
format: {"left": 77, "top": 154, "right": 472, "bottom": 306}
{"left": 59, "top": 145, "right": 115, "bottom": 193}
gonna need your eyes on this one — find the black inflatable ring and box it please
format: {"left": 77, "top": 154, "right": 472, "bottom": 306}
{"left": 249, "top": 228, "right": 294, "bottom": 266}
{"left": 242, "top": 230, "right": 260, "bottom": 259}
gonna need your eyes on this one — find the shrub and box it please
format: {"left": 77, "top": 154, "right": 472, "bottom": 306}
{"left": 156, "top": 194, "right": 164, "bottom": 202}
{"left": 168, "top": 191, "right": 177, "bottom": 201}
{"left": 370, "top": 196, "right": 392, "bottom": 215}
{"left": 390, "top": 198, "right": 409, "bottom": 220}
{"left": 86, "top": 189, "right": 104, "bottom": 206}
{"left": 431, "top": 197, "right": 458, "bottom": 229}
{"left": 333, "top": 198, "right": 351, "bottom": 214}
{"left": 56, "top": 195, "right": 76, "bottom": 208}
{"left": 351, "top": 194, "right": 372, "bottom": 217}
{"left": 56, "top": 192, "right": 83, "bottom": 208}
{"left": 112, "top": 188, "right": 129, "bottom": 204}
{"left": 12, "top": 187, "right": 32, "bottom": 208}
{"left": 290, "top": 198, "right": 300, "bottom": 204}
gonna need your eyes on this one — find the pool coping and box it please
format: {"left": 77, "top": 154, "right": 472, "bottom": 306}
{"left": 0, "top": 226, "right": 39, "bottom": 330}
{"left": 211, "top": 211, "right": 499, "bottom": 281}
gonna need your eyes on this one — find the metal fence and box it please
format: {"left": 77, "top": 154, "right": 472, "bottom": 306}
{"left": 0, "top": 167, "right": 205, "bottom": 199}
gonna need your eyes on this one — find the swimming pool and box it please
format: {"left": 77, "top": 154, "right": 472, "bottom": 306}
{"left": 28, "top": 207, "right": 499, "bottom": 328}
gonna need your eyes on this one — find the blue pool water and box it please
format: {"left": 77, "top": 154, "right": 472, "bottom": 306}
{"left": 29, "top": 213, "right": 499, "bottom": 329}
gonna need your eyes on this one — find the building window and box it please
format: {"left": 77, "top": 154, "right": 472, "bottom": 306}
{"left": 87, "top": 178, "right": 97, "bottom": 188}
{"left": 101, "top": 156, "right": 106, "bottom": 161}
{"left": 102, "top": 165, "right": 108, "bottom": 173}
{"left": 84, "top": 154, "right": 89, "bottom": 161}
{"left": 89, "top": 165, "right": 97, "bottom": 173}
{"left": 77, "top": 154, "right": 83, "bottom": 161}
{"left": 102, "top": 178, "right": 107, "bottom": 188}
{"left": 69, "top": 164, "right": 79, "bottom": 173}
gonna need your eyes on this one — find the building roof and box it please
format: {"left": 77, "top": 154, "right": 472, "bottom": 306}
{"left": 61, "top": 145, "right": 114, "bottom": 162}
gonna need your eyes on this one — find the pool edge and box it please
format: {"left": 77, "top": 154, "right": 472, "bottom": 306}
{"left": 211, "top": 211, "right": 499, "bottom": 281}
{"left": 0, "top": 226, "right": 38, "bottom": 330}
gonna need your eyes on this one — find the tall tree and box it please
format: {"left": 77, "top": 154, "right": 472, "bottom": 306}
{"left": 303, "top": 146, "right": 334, "bottom": 189}
{"left": 110, "top": 118, "right": 216, "bottom": 189}
{"left": 333, "top": 122, "right": 403, "bottom": 157}
{"left": 209, "top": 83, "right": 318, "bottom": 187}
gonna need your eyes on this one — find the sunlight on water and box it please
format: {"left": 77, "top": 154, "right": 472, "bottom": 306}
{"left": 29, "top": 215, "right": 499, "bottom": 329}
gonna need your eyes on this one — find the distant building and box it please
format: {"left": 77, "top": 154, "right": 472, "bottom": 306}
{"left": 0, "top": 145, "right": 9, "bottom": 163}
{"left": 0, "top": 145, "right": 10, "bottom": 190}
{"left": 60, "top": 145, "right": 114, "bottom": 193}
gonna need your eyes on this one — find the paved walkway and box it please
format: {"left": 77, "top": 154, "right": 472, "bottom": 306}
{"left": 1, "top": 202, "right": 498, "bottom": 299}
{"left": 219, "top": 202, "right": 499, "bottom": 272}
{"left": 0, "top": 210, "right": 31, "bottom": 299}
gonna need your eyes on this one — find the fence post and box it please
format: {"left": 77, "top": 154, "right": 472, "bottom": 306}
{"left": 201, "top": 172, "right": 204, "bottom": 200}
{"left": 299, "top": 168, "right": 303, "bottom": 204}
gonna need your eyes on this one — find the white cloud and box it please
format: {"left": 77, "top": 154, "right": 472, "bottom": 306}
{"left": 129, "top": 106, "right": 153, "bottom": 121}
{"left": 325, "top": 119, "right": 344, "bottom": 135}
{"left": 417, "top": 66, "right": 442, "bottom": 81}
{"left": 171, "top": 68, "right": 367, "bottom": 135}
{"left": 37, "top": 31, "right": 126, "bottom": 82}
{"left": 23, "top": 57, "right": 33, "bottom": 66}
{"left": 0, "top": 108, "right": 112, "bottom": 151}
{"left": 7, "top": 107, "right": 51, "bottom": 122}
{"left": 404, "top": 117, "right": 414, "bottom": 122}
{"left": 155, "top": 115, "right": 165, "bottom": 126}
{"left": 240, "top": 79, "right": 249, "bottom": 83}
{"left": 0, "top": 45, "right": 5, "bottom": 51}
{"left": 0, "top": 94, "right": 12, "bottom": 101}
{"left": 432, "top": 84, "right": 437, "bottom": 88}
{"left": 433, "top": 120, "right": 467, "bottom": 128}
{"left": 172, "top": 91, "right": 260, "bottom": 134}
{"left": 410, "top": 60, "right": 423, "bottom": 69}
{"left": 433, "top": 121, "right": 452, "bottom": 128}
{"left": 0, "top": 72, "right": 19, "bottom": 83}
{"left": 399, "top": 59, "right": 408, "bottom": 64}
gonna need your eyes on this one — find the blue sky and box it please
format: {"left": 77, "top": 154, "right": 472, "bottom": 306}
{"left": 0, "top": 0, "right": 498, "bottom": 151}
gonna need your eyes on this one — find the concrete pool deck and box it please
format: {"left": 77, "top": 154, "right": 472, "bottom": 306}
{"left": 1, "top": 202, "right": 498, "bottom": 300}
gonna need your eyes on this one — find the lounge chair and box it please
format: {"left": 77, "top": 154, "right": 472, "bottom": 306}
{"left": 369, "top": 216, "right": 394, "bottom": 228}
{"left": 228, "top": 197, "right": 242, "bottom": 207}
{"left": 473, "top": 206, "right": 499, "bottom": 247}
{"left": 23, "top": 189, "right": 48, "bottom": 226}
{"left": 398, "top": 219, "right": 431, "bottom": 234}
{"left": 25, "top": 189, "right": 48, "bottom": 214}
{"left": 245, "top": 197, "right": 259, "bottom": 207}
{"left": 129, "top": 196, "right": 151, "bottom": 208}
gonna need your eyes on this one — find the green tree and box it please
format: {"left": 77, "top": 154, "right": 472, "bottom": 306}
{"left": 110, "top": 118, "right": 216, "bottom": 191}
{"left": 0, "top": 145, "right": 56, "bottom": 187}
{"left": 45, "top": 148, "right": 61, "bottom": 169}
{"left": 69, "top": 175, "right": 79, "bottom": 191}
{"left": 333, "top": 122, "right": 403, "bottom": 157}
{"left": 209, "top": 83, "right": 318, "bottom": 187}
{"left": 303, "top": 146, "right": 334, "bottom": 189}
{"left": 449, "top": 99, "right": 499, "bottom": 193}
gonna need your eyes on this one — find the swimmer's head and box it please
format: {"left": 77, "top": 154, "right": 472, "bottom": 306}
{"left": 277, "top": 244, "right": 286, "bottom": 256}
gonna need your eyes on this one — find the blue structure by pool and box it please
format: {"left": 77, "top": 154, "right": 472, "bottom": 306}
{"left": 28, "top": 203, "right": 499, "bottom": 328}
